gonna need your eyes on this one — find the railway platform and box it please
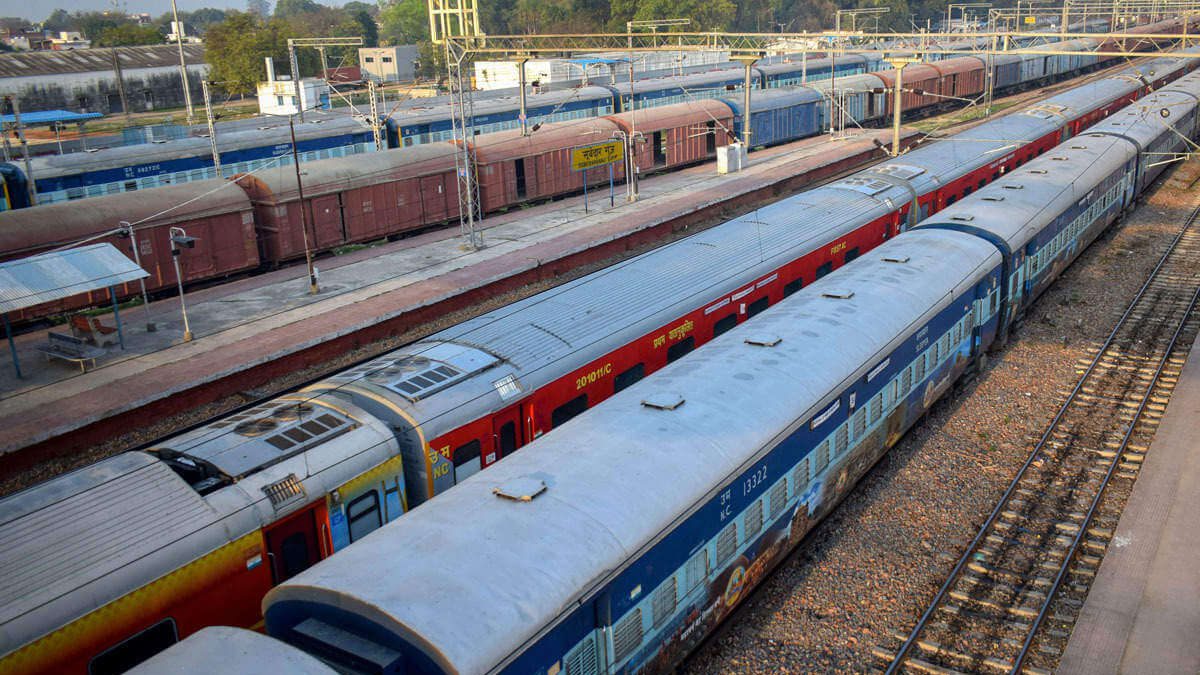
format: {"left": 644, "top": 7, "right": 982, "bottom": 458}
{"left": 1057, "top": 328, "right": 1200, "bottom": 675}
{"left": 0, "top": 127, "right": 912, "bottom": 477}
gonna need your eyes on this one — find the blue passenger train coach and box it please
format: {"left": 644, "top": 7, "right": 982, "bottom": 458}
{"left": 228, "top": 72, "right": 1200, "bottom": 675}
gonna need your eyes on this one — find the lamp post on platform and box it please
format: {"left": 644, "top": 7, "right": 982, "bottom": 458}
{"left": 169, "top": 226, "right": 196, "bottom": 342}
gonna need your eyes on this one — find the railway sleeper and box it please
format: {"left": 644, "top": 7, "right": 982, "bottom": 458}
{"left": 956, "top": 576, "right": 1049, "bottom": 606}
{"left": 984, "top": 531, "right": 1073, "bottom": 554}
{"left": 967, "top": 560, "right": 1057, "bottom": 586}
{"left": 903, "top": 638, "right": 1018, "bottom": 674}
{"left": 949, "top": 589, "right": 1043, "bottom": 619}
{"left": 995, "top": 512, "right": 1085, "bottom": 535}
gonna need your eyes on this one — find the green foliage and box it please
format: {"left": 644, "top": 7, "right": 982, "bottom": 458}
{"left": 346, "top": 10, "right": 380, "bottom": 47}
{"left": 95, "top": 23, "right": 164, "bottom": 47}
{"left": 205, "top": 11, "right": 292, "bottom": 94}
{"left": 74, "top": 12, "right": 126, "bottom": 39}
{"left": 630, "top": 0, "right": 735, "bottom": 29}
{"left": 275, "top": 0, "right": 322, "bottom": 18}
{"left": 246, "top": 0, "right": 272, "bottom": 18}
{"left": 42, "top": 9, "right": 72, "bottom": 32}
{"left": 379, "top": 0, "right": 429, "bottom": 44}
{"left": 342, "top": 1, "right": 379, "bottom": 18}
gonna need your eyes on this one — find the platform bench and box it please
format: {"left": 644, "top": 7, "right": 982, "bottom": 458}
{"left": 37, "top": 333, "right": 106, "bottom": 373}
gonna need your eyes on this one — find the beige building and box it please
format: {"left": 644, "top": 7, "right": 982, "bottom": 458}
{"left": 358, "top": 46, "right": 419, "bottom": 83}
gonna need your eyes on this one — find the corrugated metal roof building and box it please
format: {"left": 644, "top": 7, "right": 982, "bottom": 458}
{"left": 0, "top": 45, "right": 208, "bottom": 116}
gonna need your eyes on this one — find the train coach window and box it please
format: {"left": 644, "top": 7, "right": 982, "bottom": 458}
{"left": 347, "top": 491, "right": 382, "bottom": 543}
{"left": 783, "top": 279, "right": 803, "bottom": 298}
{"left": 843, "top": 247, "right": 860, "bottom": 263}
{"left": 453, "top": 440, "right": 482, "bottom": 483}
{"left": 614, "top": 364, "right": 645, "bottom": 394}
{"left": 89, "top": 618, "right": 178, "bottom": 675}
{"left": 746, "top": 297, "right": 770, "bottom": 318}
{"left": 667, "top": 337, "right": 695, "bottom": 364}
{"left": 713, "top": 313, "right": 738, "bottom": 338}
{"left": 816, "top": 262, "right": 834, "bottom": 279}
{"left": 551, "top": 395, "right": 589, "bottom": 428}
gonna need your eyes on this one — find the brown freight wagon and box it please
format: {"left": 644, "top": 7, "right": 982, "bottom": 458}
{"left": 932, "top": 57, "right": 987, "bottom": 100}
{"left": 235, "top": 143, "right": 458, "bottom": 263}
{"left": 467, "top": 117, "right": 626, "bottom": 212}
{"left": 605, "top": 100, "right": 734, "bottom": 173}
{"left": 874, "top": 64, "right": 943, "bottom": 117}
{"left": 0, "top": 179, "right": 258, "bottom": 322}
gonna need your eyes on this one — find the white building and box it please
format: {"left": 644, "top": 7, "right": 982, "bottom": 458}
{"left": 473, "top": 50, "right": 731, "bottom": 90}
{"left": 166, "top": 22, "right": 202, "bottom": 45}
{"left": 359, "top": 46, "right": 419, "bottom": 83}
{"left": 49, "top": 32, "right": 91, "bottom": 50}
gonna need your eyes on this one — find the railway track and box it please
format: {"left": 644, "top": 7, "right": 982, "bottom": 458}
{"left": 875, "top": 201, "right": 1200, "bottom": 675}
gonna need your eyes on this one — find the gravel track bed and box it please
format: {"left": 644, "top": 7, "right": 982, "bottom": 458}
{"left": 682, "top": 159, "right": 1200, "bottom": 675}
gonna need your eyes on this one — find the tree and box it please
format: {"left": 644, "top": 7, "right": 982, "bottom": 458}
{"left": 346, "top": 10, "right": 379, "bottom": 47}
{"left": 205, "top": 11, "right": 292, "bottom": 94}
{"left": 74, "top": 12, "right": 126, "bottom": 40}
{"left": 379, "top": 0, "right": 428, "bottom": 44}
{"left": 274, "top": 0, "right": 322, "bottom": 19}
{"left": 42, "top": 9, "right": 72, "bottom": 32}
{"left": 95, "top": 23, "right": 164, "bottom": 46}
{"left": 342, "top": 1, "right": 378, "bottom": 18}
{"left": 246, "top": 0, "right": 271, "bottom": 18}
{"left": 628, "top": 0, "right": 735, "bottom": 30}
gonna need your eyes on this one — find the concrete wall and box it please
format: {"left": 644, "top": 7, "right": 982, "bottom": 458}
{"left": 0, "top": 64, "right": 209, "bottom": 115}
{"left": 359, "top": 46, "right": 418, "bottom": 83}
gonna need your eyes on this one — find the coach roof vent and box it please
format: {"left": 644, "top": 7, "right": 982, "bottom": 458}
{"left": 821, "top": 289, "right": 855, "bottom": 299}
{"left": 494, "top": 477, "right": 547, "bottom": 502}
{"left": 871, "top": 163, "right": 926, "bottom": 180}
{"left": 263, "top": 473, "right": 307, "bottom": 511}
{"left": 950, "top": 214, "right": 974, "bottom": 222}
{"left": 642, "top": 393, "right": 685, "bottom": 411}
{"left": 1002, "top": 183, "right": 1024, "bottom": 190}
{"left": 744, "top": 335, "right": 782, "bottom": 347}
{"left": 982, "top": 195, "right": 1005, "bottom": 202}
{"left": 1030, "top": 169, "right": 1048, "bottom": 174}
{"left": 371, "top": 342, "right": 500, "bottom": 401}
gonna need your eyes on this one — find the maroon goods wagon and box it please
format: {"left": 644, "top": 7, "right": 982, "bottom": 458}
{"left": 933, "top": 57, "right": 987, "bottom": 100}
{"left": 606, "top": 100, "right": 735, "bottom": 173}
{"left": 875, "top": 64, "right": 943, "bottom": 116}
{"left": 235, "top": 144, "right": 458, "bottom": 263}
{"left": 0, "top": 179, "right": 258, "bottom": 322}
{"left": 468, "top": 118, "right": 626, "bottom": 212}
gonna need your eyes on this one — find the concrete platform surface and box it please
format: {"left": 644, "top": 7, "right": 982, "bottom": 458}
{"left": 1057, "top": 330, "right": 1200, "bottom": 675}
{"left": 0, "top": 128, "right": 907, "bottom": 466}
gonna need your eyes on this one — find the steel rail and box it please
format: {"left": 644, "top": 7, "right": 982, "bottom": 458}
{"left": 885, "top": 200, "right": 1200, "bottom": 675}
{"left": 1009, "top": 205, "right": 1200, "bottom": 674}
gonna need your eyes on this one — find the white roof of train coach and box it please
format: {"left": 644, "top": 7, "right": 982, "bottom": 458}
{"left": 0, "top": 395, "right": 399, "bottom": 660}
{"left": 128, "top": 626, "right": 336, "bottom": 674}
{"left": 915, "top": 127, "right": 1139, "bottom": 253}
{"left": 266, "top": 230, "right": 1002, "bottom": 675}
{"left": 308, "top": 182, "right": 902, "bottom": 446}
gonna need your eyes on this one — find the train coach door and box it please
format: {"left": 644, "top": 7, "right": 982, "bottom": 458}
{"left": 264, "top": 502, "right": 327, "bottom": 585}
{"left": 492, "top": 407, "right": 523, "bottom": 462}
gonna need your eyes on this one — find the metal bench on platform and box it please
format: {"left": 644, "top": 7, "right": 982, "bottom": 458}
{"left": 36, "top": 333, "right": 106, "bottom": 373}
